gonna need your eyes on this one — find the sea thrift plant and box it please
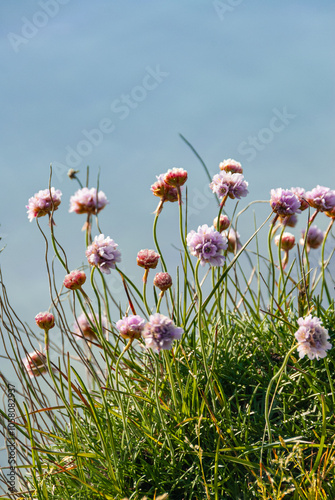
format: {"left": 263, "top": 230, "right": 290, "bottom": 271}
{"left": 300, "top": 225, "right": 324, "bottom": 250}
{"left": 151, "top": 173, "right": 179, "bottom": 214}
{"left": 295, "top": 315, "right": 332, "bottom": 360}
{"left": 153, "top": 272, "right": 173, "bottom": 292}
{"left": 274, "top": 232, "right": 295, "bottom": 251}
{"left": 210, "top": 171, "right": 249, "bottom": 205}
{"left": 163, "top": 168, "right": 188, "bottom": 187}
{"left": 305, "top": 186, "right": 335, "bottom": 212}
{"left": 142, "top": 313, "right": 183, "bottom": 352}
{"left": 213, "top": 214, "right": 230, "bottom": 232}
{"left": 86, "top": 234, "right": 121, "bottom": 274}
{"left": 22, "top": 351, "right": 48, "bottom": 378}
{"left": 35, "top": 312, "right": 55, "bottom": 331}
{"left": 69, "top": 187, "right": 108, "bottom": 215}
{"left": 115, "top": 315, "right": 145, "bottom": 340}
{"left": 270, "top": 188, "right": 301, "bottom": 217}
{"left": 73, "top": 312, "right": 107, "bottom": 341}
{"left": 187, "top": 224, "right": 228, "bottom": 266}
{"left": 290, "top": 187, "right": 309, "bottom": 211}
{"left": 27, "top": 187, "right": 62, "bottom": 222}
{"left": 219, "top": 158, "right": 243, "bottom": 174}
{"left": 136, "top": 249, "right": 160, "bottom": 269}
{"left": 63, "top": 270, "right": 87, "bottom": 290}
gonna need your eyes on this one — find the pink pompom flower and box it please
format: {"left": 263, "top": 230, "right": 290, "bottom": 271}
{"left": 164, "top": 168, "right": 188, "bottom": 188}
{"left": 270, "top": 188, "right": 301, "bottom": 217}
{"left": 86, "top": 234, "right": 121, "bottom": 274}
{"left": 142, "top": 313, "right": 183, "bottom": 352}
{"left": 115, "top": 315, "right": 145, "bottom": 340}
{"left": 210, "top": 171, "right": 248, "bottom": 206}
{"left": 63, "top": 270, "right": 87, "bottom": 290}
{"left": 27, "top": 187, "right": 62, "bottom": 222}
{"left": 305, "top": 186, "right": 335, "bottom": 213}
{"left": 295, "top": 315, "right": 332, "bottom": 360}
{"left": 187, "top": 224, "right": 228, "bottom": 267}
{"left": 73, "top": 312, "right": 107, "bottom": 342}
{"left": 219, "top": 158, "right": 243, "bottom": 174}
{"left": 69, "top": 187, "right": 108, "bottom": 215}
{"left": 153, "top": 272, "right": 173, "bottom": 292}
{"left": 35, "top": 312, "right": 55, "bottom": 331}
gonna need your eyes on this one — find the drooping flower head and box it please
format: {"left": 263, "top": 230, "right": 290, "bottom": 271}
{"left": 270, "top": 188, "right": 301, "bottom": 217}
{"left": 187, "top": 224, "right": 228, "bottom": 267}
{"left": 275, "top": 232, "right": 296, "bottom": 251}
{"left": 27, "top": 187, "right": 62, "bottom": 222}
{"left": 300, "top": 226, "right": 324, "bottom": 250}
{"left": 22, "top": 351, "right": 48, "bottom": 378}
{"left": 290, "top": 187, "right": 309, "bottom": 211}
{"left": 63, "top": 270, "right": 87, "bottom": 290}
{"left": 213, "top": 214, "right": 230, "bottom": 232}
{"left": 224, "top": 228, "right": 242, "bottom": 254}
{"left": 69, "top": 187, "right": 108, "bottom": 215}
{"left": 151, "top": 174, "right": 179, "bottom": 214}
{"left": 295, "top": 315, "right": 332, "bottom": 360}
{"left": 86, "top": 234, "right": 121, "bottom": 274}
{"left": 305, "top": 186, "right": 335, "bottom": 212}
{"left": 73, "top": 312, "right": 107, "bottom": 341}
{"left": 115, "top": 315, "right": 145, "bottom": 340}
{"left": 164, "top": 168, "right": 188, "bottom": 187}
{"left": 35, "top": 312, "right": 55, "bottom": 331}
{"left": 210, "top": 172, "right": 249, "bottom": 205}
{"left": 142, "top": 313, "right": 183, "bottom": 352}
{"left": 219, "top": 158, "right": 243, "bottom": 174}
{"left": 137, "top": 249, "right": 160, "bottom": 269}
{"left": 153, "top": 272, "right": 173, "bottom": 292}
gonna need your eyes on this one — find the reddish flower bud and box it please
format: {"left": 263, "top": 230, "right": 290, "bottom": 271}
{"left": 164, "top": 168, "right": 188, "bottom": 187}
{"left": 35, "top": 312, "right": 55, "bottom": 331}
{"left": 153, "top": 272, "right": 173, "bottom": 291}
{"left": 64, "top": 270, "right": 87, "bottom": 290}
{"left": 213, "top": 215, "right": 230, "bottom": 232}
{"left": 219, "top": 159, "right": 243, "bottom": 174}
{"left": 22, "top": 351, "right": 48, "bottom": 378}
{"left": 275, "top": 232, "right": 295, "bottom": 251}
{"left": 137, "top": 249, "right": 160, "bottom": 269}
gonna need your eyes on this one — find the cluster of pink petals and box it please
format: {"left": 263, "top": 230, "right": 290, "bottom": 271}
{"left": 290, "top": 187, "right": 309, "bottom": 211}
{"left": 274, "top": 232, "right": 295, "bottom": 251}
{"left": 210, "top": 171, "right": 249, "bottom": 202}
{"left": 86, "top": 234, "right": 121, "bottom": 274}
{"left": 270, "top": 188, "right": 301, "bottom": 217}
{"left": 300, "top": 226, "right": 324, "bottom": 250}
{"left": 27, "top": 187, "right": 62, "bottom": 222}
{"left": 295, "top": 315, "right": 332, "bottom": 360}
{"left": 142, "top": 313, "right": 183, "bottom": 352}
{"left": 69, "top": 187, "right": 108, "bottom": 215}
{"left": 153, "top": 272, "right": 173, "bottom": 291}
{"left": 219, "top": 158, "right": 243, "bottom": 174}
{"left": 35, "top": 312, "right": 55, "bottom": 331}
{"left": 22, "top": 351, "right": 48, "bottom": 378}
{"left": 137, "top": 249, "right": 160, "bottom": 269}
{"left": 163, "top": 168, "right": 188, "bottom": 188}
{"left": 187, "top": 224, "right": 228, "bottom": 267}
{"left": 305, "top": 186, "right": 335, "bottom": 213}
{"left": 73, "top": 312, "right": 107, "bottom": 341}
{"left": 115, "top": 315, "right": 145, "bottom": 340}
{"left": 63, "top": 270, "right": 87, "bottom": 290}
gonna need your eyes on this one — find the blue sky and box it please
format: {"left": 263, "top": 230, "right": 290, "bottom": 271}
{"left": 0, "top": 0, "right": 335, "bottom": 321}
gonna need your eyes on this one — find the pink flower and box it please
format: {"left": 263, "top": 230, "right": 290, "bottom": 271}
{"left": 305, "top": 186, "right": 335, "bottom": 212}
{"left": 278, "top": 214, "right": 298, "bottom": 227}
{"left": 213, "top": 215, "right": 230, "bottom": 232}
{"left": 73, "top": 312, "right": 107, "bottom": 341}
{"left": 270, "top": 188, "right": 301, "bottom": 217}
{"left": 300, "top": 226, "right": 324, "bottom": 250}
{"left": 142, "top": 313, "right": 183, "bottom": 352}
{"left": 187, "top": 224, "right": 228, "bottom": 267}
{"left": 22, "top": 351, "right": 48, "bottom": 378}
{"left": 86, "top": 234, "right": 121, "bottom": 274}
{"left": 63, "top": 270, "right": 86, "bottom": 290}
{"left": 164, "top": 168, "right": 188, "bottom": 187}
{"left": 295, "top": 315, "right": 332, "bottom": 360}
{"left": 219, "top": 158, "right": 243, "bottom": 174}
{"left": 69, "top": 187, "right": 108, "bottom": 215}
{"left": 115, "top": 315, "right": 145, "bottom": 340}
{"left": 153, "top": 272, "right": 173, "bottom": 291}
{"left": 137, "top": 249, "right": 160, "bottom": 269}
{"left": 35, "top": 312, "right": 55, "bottom": 331}
{"left": 290, "top": 187, "right": 309, "bottom": 211}
{"left": 27, "top": 188, "right": 62, "bottom": 222}
{"left": 210, "top": 172, "right": 249, "bottom": 203}
{"left": 275, "top": 232, "right": 295, "bottom": 251}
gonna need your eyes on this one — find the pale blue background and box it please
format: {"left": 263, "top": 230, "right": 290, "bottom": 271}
{"left": 0, "top": 0, "right": 335, "bottom": 480}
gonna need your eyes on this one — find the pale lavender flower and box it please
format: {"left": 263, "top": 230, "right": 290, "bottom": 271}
{"left": 86, "top": 234, "right": 121, "bottom": 274}
{"left": 27, "top": 187, "right": 62, "bottom": 222}
{"left": 116, "top": 315, "right": 145, "bottom": 340}
{"left": 270, "top": 188, "right": 301, "bottom": 216}
{"left": 73, "top": 312, "right": 107, "bottom": 341}
{"left": 300, "top": 226, "right": 324, "bottom": 250}
{"left": 305, "top": 186, "right": 335, "bottom": 212}
{"left": 142, "top": 313, "right": 183, "bottom": 352}
{"left": 210, "top": 172, "right": 249, "bottom": 202}
{"left": 295, "top": 315, "right": 332, "bottom": 360}
{"left": 69, "top": 187, "right": 108, "bottom": 215}
{"left": 186, "top": 224, "right": 228, "bottom": 266}
{"left": 290, "top": 187, "right": 309, "bottom": 211}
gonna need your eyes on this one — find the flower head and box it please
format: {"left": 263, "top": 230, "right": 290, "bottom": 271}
{"left": 295, "top": 315, "right": 332, "bottom": 360}
{"left": 290, "top": 187, "right": 309, "bottom": 211}
{"left": 22, "top": 351, "right": 48, "bottom": 378}
{"left": 210, "top": 172, "right": 249, "bottom": 203}
{"left": 300, "top": 226, "right": 324, "bottom": 250}
{"left": 86, "top": 234, "right": 121, "bottom": 274}
{"left": 275, "top": 232, "right": 295, "bottom": 251}
{"left": 142, "top": 313, "right": 183, "bottom": 352}
{"left": 115, "top": 315, "right": 145, "bottom": 340}
{"left": 278, "top": 214, "right": 298, "bottom": 227}
{"left": 164, "top": 168, "right": 188, "bottom": 187}
{"left": 35, "top": 312, "right": 55, "bottom": 331}
{"left": 27, "top": 187, "right": 62, "bottom": 222}
{"left": 69, "top": 187, "right": 108, "bottom": 215}
{"left": 270, "top": 188, "right": 301, "bottom": 217}
{"left": 305, "top": 186, "right": 335, "bottom": 212}
{"left": 213, "top": 214, "right": 230, "bottom": 232}
{"left": 63, "top": 270, "right": 86, "bottom": 290}
{"left": 153, "top": 272, "right": 173, "bottom": 292}
{"left": 151, "top": 174, "right": 179, "bottom": 202}
{"left": 219, "top": 158, "right": 243, "bottom": 174}
{"left": 187, "top": 224, "right": 228, "bottom": 267}
{"left": 224, "top": 228, "right": 242, "bottom": 253}
{"left": 137, "top": 249, "right": 160, "bottom": 269}
{"left": 73, "top": 313, "right": 107, "bottom": 341}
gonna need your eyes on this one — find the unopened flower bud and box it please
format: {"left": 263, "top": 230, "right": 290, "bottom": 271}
{"left": 64, "top": 270, "right": 87, "bottom": 290}
{"left": 219, "top": 159, "right": 243, "bottom": 174}
{"left": 35, "top": 312, "right": 55, "bottom": 331}
{"left": 137, "top": 249, "right": 160, "bottom": 269}
{"left": 22, "top": 351, "right": 48, "bottom": 378}
{"left": 164, "top": 168, "right": 188, "bottom": 187}
{"left": 213, "top": 215, "right": 230, "bottom": 232}
{"left": 275, "top": 232, "right": 295, "bottom": 251}
{"left": 153, "top": 272, "right": 172, "bottom": 291}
